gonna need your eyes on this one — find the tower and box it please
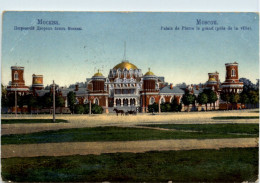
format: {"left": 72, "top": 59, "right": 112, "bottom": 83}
{"left": 7, "top": 66, "right": 29, "bottom": 94}
{"left": 92, "top": 70, "right": 105, "bottom": 92}
{"left": 221, "top": 62, "right": 243, "bottom": 93}
{"left": 141, "top": 68, "right": 159, "bottom": 112}
{"left": 32, "top": 74, "right": 44, "bottom": 91}
{"left": 88, "top": 70, "right": 109, "bottom": 113}
{"left": 205, "top": 71, "right": 220, "bottom": 91}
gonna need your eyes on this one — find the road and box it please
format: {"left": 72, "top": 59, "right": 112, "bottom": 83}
{"left": 2, "top": 138, "right": 258, "bottom": 158}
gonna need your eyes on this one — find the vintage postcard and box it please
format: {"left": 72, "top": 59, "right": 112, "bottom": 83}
{"left": 1, "top": 11, "right": 259, "bottom": 182}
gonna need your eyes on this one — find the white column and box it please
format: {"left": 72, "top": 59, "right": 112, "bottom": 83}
{"left": 121, "top": 99, "right": 123, "bottom": 106}
{"left": 128, "top": 98, "right": 130, "bottom": 106}
{"left": 114, "top": 98, "right": 116, "bottom": 107}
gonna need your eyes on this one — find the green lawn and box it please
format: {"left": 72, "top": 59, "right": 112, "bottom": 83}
{"left": 1, "top": 119, "right": 68, "bottom": 124}
{"left": 2, "top": 148, "right": 258, "bottom": 182}
{"left": 212, "top": 116, "right": 259, "bottom": 120}
{"left": 2, "top": 125, "right": 258, "bottom": 145}
{"left": 141, "top": 123, "right": 259, "bottom": 135}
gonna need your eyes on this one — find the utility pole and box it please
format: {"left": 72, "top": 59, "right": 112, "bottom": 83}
{"left": 53, "top": 80, "right": 55, "bottom": 122}
{"left": 15, "top": 90, "right": 17, "bottom": 117}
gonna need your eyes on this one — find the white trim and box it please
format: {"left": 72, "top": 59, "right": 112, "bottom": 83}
{"left": 149, "top": 96, "right": 155, "bottom": 104}
{"left": 6, "top": 88, "right": 29, "bottom": 91}
{"left": 89, "top": 93, "right": 109, "bottom": 96}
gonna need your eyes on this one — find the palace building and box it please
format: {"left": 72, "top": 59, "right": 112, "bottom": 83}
{"left": 5, "top": 61, "right": 243, "bottom": 113}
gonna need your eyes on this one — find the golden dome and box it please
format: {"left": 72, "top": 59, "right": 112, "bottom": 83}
{"left": 93, "top": 69, "right": 103, "bottom": 77}
{"left": 144, "top": 68, "right": 155, "bottom": 76}
{"left": 113, "top": 61, "right": 138, "bottom": 70}
{"left": 209, "top": 77, "right": 216, "bottom": 81}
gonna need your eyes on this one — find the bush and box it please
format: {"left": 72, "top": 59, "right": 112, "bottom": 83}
{"left": 83, "top": 104, "right": 89, "bottom": 114}
{"left": 91, "top": 104, "right": 103, "bottom": 114}
{"left": 148, "top": 103, "right": 158, "bottom": 113}
{"left": 74, "top": 104, "right": 84, "bottom": 114}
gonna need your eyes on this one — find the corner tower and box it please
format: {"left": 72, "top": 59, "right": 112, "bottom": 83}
{"left": 221, "top": 62, "right": 243, "bottom": 93}
{"left": 7, "top": 66, "right": 29, "bottom": 94}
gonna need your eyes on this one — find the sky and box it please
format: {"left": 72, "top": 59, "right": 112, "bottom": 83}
{"left": 1, "top": 12, "right": 259, "bottom": 87}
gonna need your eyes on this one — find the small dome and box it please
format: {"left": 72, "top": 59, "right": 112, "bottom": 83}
{"left": 208, "top": 77, "right": 216, "bottom": 82}
{"left": 144, "top": 68, "right": 155, "bottom": 76}
{"left": 113, "top": 61, "right": 138, "bottom": 70}
{"left": 93, "top": 69, "right": 103, "bottom": 77}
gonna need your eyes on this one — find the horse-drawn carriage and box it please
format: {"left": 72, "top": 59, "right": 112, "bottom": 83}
{"left": 113, "top": 108, "right": 137, "bottom": 116}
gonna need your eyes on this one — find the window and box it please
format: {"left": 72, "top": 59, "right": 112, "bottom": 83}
{"left": 160, "top": 97, "right": 165, "bottom": 103}
{"left": 95, "top": 98, "right": 99, "bottom": 105}
{"left": 14, "top": 72, "right": 18, "bottom": 80}
{"left": 231, "top": 69, "right": 236, "bottom": 77}
{"left": 75, "top": 98, "right": 79, "bottom": 104}
{"left": 150, "top": 97, "right": 155, "bottom": 104}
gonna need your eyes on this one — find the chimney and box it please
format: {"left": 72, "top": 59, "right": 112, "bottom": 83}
{"left": 170, "top": 83, "right": 173, "bottom": 89}
{"left": 75, "top": 84, "right": 79, "bottom": 91}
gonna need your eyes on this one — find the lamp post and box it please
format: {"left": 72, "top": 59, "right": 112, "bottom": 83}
{"left": 53, "top": 80, "right": 55, "bottom": 122}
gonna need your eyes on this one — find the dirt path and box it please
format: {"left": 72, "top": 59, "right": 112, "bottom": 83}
{"left": 2, "top": 138, "right": 258, "bottom": 158}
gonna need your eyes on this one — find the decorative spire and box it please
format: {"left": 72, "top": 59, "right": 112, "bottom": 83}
{"left": 122, "top": 41, "right": 128, "bottom": 62}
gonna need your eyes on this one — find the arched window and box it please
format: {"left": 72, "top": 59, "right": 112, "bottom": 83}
{"left": 160, "top": 97, "right": 165, "bottom": 104}
{"left": 95, "top": 98, "right": 99, "bottom": 105}
{"left": 231, "top": 69, "right": 236, "bottom": 77}
{"left": 14, "top": 71, "right": 18, "bottom": 80}
{"left": 84, "top": 98, "right": 88, "bottom": 104}
{"left": 150, "top": 97, "right": 155, "bottom": 104}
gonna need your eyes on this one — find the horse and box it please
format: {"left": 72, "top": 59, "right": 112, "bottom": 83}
{"left": 113, "top": 108, "right": 125, "bottom": 116}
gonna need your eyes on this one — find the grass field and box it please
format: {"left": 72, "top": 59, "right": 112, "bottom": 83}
{"left": 212, "top": 116, "right": 259, "bottom": 120}
{"left": 1, "top": 119, "right": 68, "bottom": 124}
{"left": 140, "top": 123, "right": 259, "bottom": 135}
{"left": 2, "top": 125, "right": 258, "bottom": 145}
{"left": 2, "top": 148, "right": 258, "bottom": 182}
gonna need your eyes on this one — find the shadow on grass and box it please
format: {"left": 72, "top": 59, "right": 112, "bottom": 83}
{"left": 2, "top": 126, "right": 258, "bottom": 145}
{"left": 2, "top": 148, "right": 258, "bottom": 182}
{"left": 1, "top": 119, "right": 68, "bottom": 124}
{"left": 212, "top": 116, "right": 259, "bottom": 120}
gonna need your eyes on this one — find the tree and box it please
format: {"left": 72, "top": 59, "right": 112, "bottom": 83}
{"left": 74, "top": 104, "right": 84, "bottom": 114}
{"left": 67, "top": 91, "right": 76, "bottom": 113}
{"left": 197, "top": 92, "right": 208, "bottom": 111}
{"left": 1, "top": 84, "right": 8, "bottom": 109}
{"left": 56, "top": 95, "right": 65, "bottom": 114}
{"left": 170, "top": 97, "right": 182, "bottom": 112}
{"left": 230, "top": 93, "right": 240, "bottom": 110}
{"left": 239, "top": 92, "right": 249, "bottom": 108}
{"left": 248, "top": 90, "right": 259, "bottom": 108}
{"left": 239, "top": 78, "right": 257, "bottom": 92}
{"left": 204, "top": 89, "right": 218, "bottom": 110}
{"left": 220, "top": 93, "right": 231, "bottom": 110}
{"left": 25, "top": 94, "right": 38, "bottom": 113}
{"left": 182, "top": 93, "right": 196, "bottom": 112}
{"left": 41, "top": 93, "right": 52, "bottom": 113}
